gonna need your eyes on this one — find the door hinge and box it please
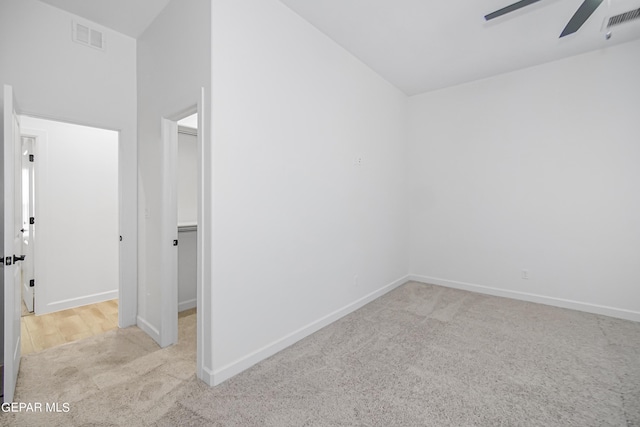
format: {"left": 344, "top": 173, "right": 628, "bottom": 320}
{"left": 173, "top": 239, "right": 178, "bottom": 246}
{"left": 119, "top": 235, "right": 123, "bottom": 242}
{"left": 30, "top": 279, "right": 35, "bottom": 288}
{"left": 29, "top": 154, "right": 34, "bottom": 162}
{"left": 30, "top": 217, "right": 35, "bottom": 225}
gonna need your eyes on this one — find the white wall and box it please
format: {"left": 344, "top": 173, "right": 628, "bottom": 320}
{"left": 210, "top": 0, "right": 409, "bottom": 383}
{"left": 0, "top": 0, "right": 137, "bottom": 326}
{"left": 22, "top": 116, "right": 119, "bottom": 314}
{"left": 408, "top": 39, "right": 640, "bottom": 321}
{"left": 137, "top": 0, "right": 210, "bottom": 342}
{"left": 178, "top": 131, "right": 198, "bottom": 225}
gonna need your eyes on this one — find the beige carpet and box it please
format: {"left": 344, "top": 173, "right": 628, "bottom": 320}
{"left": 6, "top": 283, "right": 640, "bottom": 426}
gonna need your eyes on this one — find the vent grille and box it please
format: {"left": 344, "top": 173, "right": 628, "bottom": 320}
{"left": 76, "top": 23, "right": 89, "bottom": 44}
{"left": 72, "top": 21, "right": 105, "bottom": 51}
{"left": 90, "top": 29, "right": 103, "bottom": 49}
{"left": 607, "top": 8, "right": 640, "bottom": 28}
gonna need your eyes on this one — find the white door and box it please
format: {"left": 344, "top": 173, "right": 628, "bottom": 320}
{"left": 21, "top": 136, "right": 35, "bottom": 313}
{"left": 3, "top": 84, "right": 24, "bottom": 403}
{"left": 159, "top": 117, "right": 178, "bottom": 347}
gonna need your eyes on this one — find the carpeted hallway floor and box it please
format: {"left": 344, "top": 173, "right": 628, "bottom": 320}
{"left": 6, "top": 282, "right": 640, "bottom": 426}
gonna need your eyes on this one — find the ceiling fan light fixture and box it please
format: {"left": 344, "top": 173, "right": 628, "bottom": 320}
{"left": 559, "top": 0, "right": 604, "bottom": 38}
{"left": 606, "top": 7, "right": 640, "bottom": 28}
{"left": 484, "top": 0, "right": 630, "bottom": 39}
{"left": 484, "top": 0, "right": 543, "bottom": 21}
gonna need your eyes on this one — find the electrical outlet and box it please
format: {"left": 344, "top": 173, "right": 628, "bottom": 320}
{"left": 521, "top": 269, "right": 529, "bottom": 280}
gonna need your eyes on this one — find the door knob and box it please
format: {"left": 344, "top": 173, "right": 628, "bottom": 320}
{"left": 13, "top": 254, "right": 26, "bottom": 263}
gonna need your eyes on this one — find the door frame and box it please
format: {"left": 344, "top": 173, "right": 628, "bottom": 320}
{"left": 14, "top": 114, "right": 134, "bottom": 326}
{"left": 159, "top": 88, "right": 209, "bottom": 382}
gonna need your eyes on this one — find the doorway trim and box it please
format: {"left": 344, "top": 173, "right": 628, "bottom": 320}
{"left": 15, "top": 111, "right": 135, "bottom": 328}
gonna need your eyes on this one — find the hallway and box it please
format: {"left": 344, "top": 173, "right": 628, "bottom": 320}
{"left": 9, "top": 309, "right": 196, "bottom": 425}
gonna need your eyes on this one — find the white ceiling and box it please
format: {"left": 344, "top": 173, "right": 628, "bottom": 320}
{"left": 37, "top": 0, "right": 171, "bottom": 38}
{"left": 279, "top": 0, "right": 640, "bottom": 95}
{"left": 36, "top": 0, "right": 640, "bottom": 95}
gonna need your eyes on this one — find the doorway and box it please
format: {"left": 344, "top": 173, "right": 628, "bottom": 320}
{"left": 176, "top": 113, "right": 198, "bottom": 359}
{"left": 157, "top": 99, "right": 205, "bottom": 381}
{"left": 177, "top": 113, "right": 198, "bottom": 315}
{"left": 19, "top": 116, "right": 119, "bottom": 354}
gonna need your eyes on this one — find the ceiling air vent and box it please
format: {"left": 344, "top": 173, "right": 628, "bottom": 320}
{"left": 606, "top": 7, "right": 640, "bottom": 28}
{"left": 72, "top": 21, "right": 105, "bottom": 51}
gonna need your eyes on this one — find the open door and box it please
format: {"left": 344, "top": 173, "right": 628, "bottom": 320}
{"left": 159, "top": 117, "right": 179, "bottom": 348}
{"left": 3, "top": 84, "right": 24, "bottom": 402}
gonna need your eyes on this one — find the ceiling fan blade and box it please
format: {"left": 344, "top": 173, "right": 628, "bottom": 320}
{"left": 560, "top": 0, "right": 604, "bottom": 37}
{"left": 485, "top": 0, "right": 543, "bottom": 21}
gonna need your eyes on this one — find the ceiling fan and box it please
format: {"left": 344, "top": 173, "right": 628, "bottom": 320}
{"left": 485, "top": 0, "right": 604, "bottom": 37}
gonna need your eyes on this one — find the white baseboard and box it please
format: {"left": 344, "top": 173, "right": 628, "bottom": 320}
{"left": 409, "top": 274, "right": 640, "bottom": 323}
{"left": 39, "top": 290, "right": 118, "bottom": 315}
{"left": 136, "top": 315, "right": 161, "bottom": 345}
{"left": 179, "top": 298, "right": 197, "bottom": 313}
{"left": 211, "top": 275, "right": 411, "bottom": 386}
{"left": 200, "top": 366, "right": 215, "bottom": 387}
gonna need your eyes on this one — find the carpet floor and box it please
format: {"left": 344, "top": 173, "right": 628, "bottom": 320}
{"left": 5, "top": 282, "right": 640, "bottom": 426}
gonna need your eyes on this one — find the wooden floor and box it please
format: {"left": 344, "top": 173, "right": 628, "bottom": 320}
{"left": 21, "top": 300, "right": 119, "bottom": 356}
